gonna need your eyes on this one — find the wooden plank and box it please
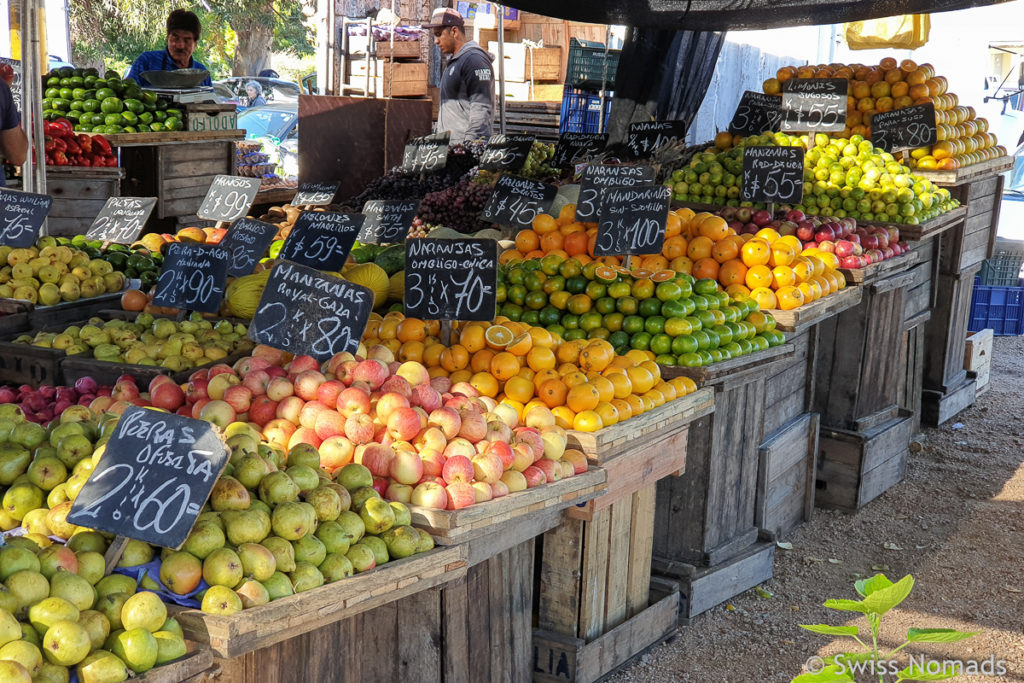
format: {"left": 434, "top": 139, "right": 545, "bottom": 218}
{"left": 508, "top": 540, "right": 534, "bottom": 682}
{"left": 881, "top": 205, "right": 967, "bottom": 241}
{"left": 104, "top": 129, "right": 245, "bottom": 147}
{"left": 162, "top": 174, "right": 224, "bottom": 191}
{"left": 441, "top": 576, "right": 470, "bottom": 683}
{"left": 912, "top": 154, "right": 1014, "bottom": 185}
{"left": 839, "top": 249, "right": 920, "bottom": 285}
{"left": 578, "top": 510, "right": 610, "bottom": 641}
{"left": 676, "top": 541, "right": 775, "bottom": 619}
{"left": 161, "top": 142, "right": 232, "bottom": 164}
{"left": 397, "top": 588, "right": 442, "bottom": 681}
{"left": 137, "top": 650, "right": 214, "bottom": 682}
{"left": 660, "top": 343, "right": 795, "bottom": 386}
{"left": 922, "top": 376, "right": 977, "bottom": 427}
{"left": 487, "top": 552, "right": 509, "bottom": 679}
{"left": 603, "top": 500, "right": 633, "bottom": 631}
{"left": 625, "top": 486, "right": 656, "bottom": 619}
{"left": 816, "top": 412, "right": 913, "bottom": 511}
{"left": 538, "top": 518, "right": 584, "bottom": 635}
{"left": 763, "top": 285, "right": 862, "bottom": 332}
{"left": 756, "top": 413, "right": 818, "bottom": 539}
{"left": 857, "top": 450, "right": 908, "bottom": 509}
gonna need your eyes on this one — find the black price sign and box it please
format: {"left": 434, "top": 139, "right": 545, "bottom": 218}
{"left": 575, "top": 164, "right": 656, "bottom": 222}
{"left": 291, "top": 182, "right": 340, "bottom": 207}
{"left": 480, "top": 133, "right": 535, "bottom": 172}
{"left": 405, "top": 238, "right": 496, "bottom": 321}
{"left": 0, "top": 188, "right": 52, "bottom": 248}
{"left": 152, "top": 243, "right": 229, "bottom": 313}
{"left": 781, "top": 78, "right": 848, "bottom": 133}
{"left": 402, "top": 132, "right": 450, "bottom": 174}
{"left": 278, "top": 211, "right": 365, "bottom": 272}
{"left": 626, "top": 121, "right": 686, "bottom": 159}
{"left": 85, "top": 196, "right": 156, "bottom": 244}
{"left": 595, "top": 185, "right": 670, "bottom": 257}
{"left": 67, "top": 407, "right": 229, "bottom": 549}
{"left": 741, "top": 146, "right": 805, "bottom": 204}
{"left": 249, "top": 261, "right": 373, "bottom": 361}
{"left": 870, "top": 103, "right": 937, "bottom": 152}
{"left": 220, "top": 218, "right": 278, "bottom": 277}
{"left": 359, "top": 200, "right": 418, "bottom": 245}
{"left": 480, "top": 175, "right": 557, "bottom": 230}
{"left": 553, "top": 132, "right": 608, "bottom": 169}
{"left": 728, "top": 91, "right": 783, "bottom": 136}
{"left": 197, "top": 175, "right": 262, "bottom": 223}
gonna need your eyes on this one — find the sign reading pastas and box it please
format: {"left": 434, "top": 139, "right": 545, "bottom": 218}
{"left": 219, "top": 218, "right": 278, "bottom": 277}
{"left": 626, "top": 121, "right": 686, "bottom": 159}
{"left": 480, "top": 175, "right": 557, "bottom": 230}
{"left": 553, "top": 132, "right": 608, "bottom": 169}
{"left": 728, "top": 91, "right": 783, "bottom": 136}
{"left": 278, "top": 210, "right": 365, "bottom": 271}
{"left": 359, "top": 200, "right": 418, "bottom": 245}
{"left": 595, "top": 186, "right": 671, "bottom": 256}
{"left": 781, "top": 78, "right": 847, "bottom": 133}
{"left": 479, "top": 133, "right": 535, "bottom": 172}
{"left": 291, "top": 182, "right": 340, "bottom": 207}
{"left": 152, "top": 243, "right": 229, "bottom": 313}
{"left": 0, "top": 188, "right": 53, "bottom": 248}
{"left": 66, "top": 407, "right": 229, "bottom": 549}
{"left": 402, "top": 132, "right": 450, "bottom": 173}
{"left": 249, "top": 261, "right": 373, "bottom": 360}
{"left": 575, "top": 164, "right": 656, "bottom": 222}
{"left": 741, "top": 146, "right": 805, "bottom": 204}
{"left": 870, "top": 103, "right": 937, "bottom": 152}
{"left": 197, "top": 175, "right": 262, "bottom": 223}
{"left": 85, "top": 197, "right": 157, "bottom": 244}
{"left": 405, "top": 238, "right": 496, "bottom": 321}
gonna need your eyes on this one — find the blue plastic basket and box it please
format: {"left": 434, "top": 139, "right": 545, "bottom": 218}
{"left": 969, "top": 277, "right": 1024, "bottom": 336}
{"left": 559, "top": 87, "right": 613, "bottom": 134}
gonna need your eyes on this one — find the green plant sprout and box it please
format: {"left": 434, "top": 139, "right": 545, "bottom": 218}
{"left": 792, "top": 574, "right": 978, "bottom": 683}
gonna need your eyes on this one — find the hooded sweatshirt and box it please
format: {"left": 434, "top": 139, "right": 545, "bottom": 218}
{"left": 437, "top": 40, "right": 494, "bottom": 144}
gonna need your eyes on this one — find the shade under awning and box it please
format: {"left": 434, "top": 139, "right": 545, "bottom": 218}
{"left": 503, "top": 0, "right": 1013, "bottom": 32}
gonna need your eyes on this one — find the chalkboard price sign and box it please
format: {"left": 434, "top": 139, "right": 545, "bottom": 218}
{"left": 0, "top": 58, "right": 21, "bottom": 116}
{"left": 575, "top": 164, "right": 656, "bottom": 222}
{"left": 278, "top": 210, "right": 365, "bottom": 271}
{"left": 67, "top": 406, "right": 229, "bottom": 549}
{"left": 359, "top": 200, "right": 419, "bottom": 245}
{"left": 402, "top": 132, "right": 450, "bottom": 174}
{"left": 405, "top": 238, "right": 496, "bottom": 321}
{"left": 781, "top": 78, "right": 848, "bottom": 133}
{"left": 741, "top": 146, "right": 805, "bottom": 204}
{"left": 197, "top": 175, "right": 262, "bottom": 223}
{"left": 291, "top": 182, "right": 341, "bottom": 207}
{"left": 152, "top": 243, "right": 229, "bottom": 313}
{"left": 728, "top": 91, "right": 783, "bottom": 136}
{"left": 220, "top": 218, "right": 279, "bottom": 277}
{"left": 480, "top": 175, "right": 557, "bottom": 230}
{"left": 870, "top": 103, "right": 937, "bottom": 152}
{"left": 85, "top": 197, "right": 157, "bottom": 244}
{"left": 479, "top": 134, "right": 535, "bottom": 172}
{"left": 553, "top": 132, "right": 608, "bottom": 169}
{"left": 594, "top": 185, "right": 671, "bottom": 257}
{"left": 250, "top": 261, "right": 373, "bottom": 361}
{"left": 626, "top": 121, "right": 686, "bottom": 159}
{"left": 0, "top": 188, "right": 53, "bottom": 248}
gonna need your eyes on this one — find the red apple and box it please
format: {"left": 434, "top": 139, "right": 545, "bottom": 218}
{"left": 442, "top": 454, "right": 474, "bottom": 484}
{"left": 834, "top": 240, "right": 855, "bottom": 258}
{"left": 411, "top": 481, "right": 448, "bottom": 509}
{"left": 445, "top": 482, "right": 476, "bottom": 510}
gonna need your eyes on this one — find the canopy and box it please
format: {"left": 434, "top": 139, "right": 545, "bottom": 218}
{"left": 503, "top": 0, "right": 1013, "bottom": 31}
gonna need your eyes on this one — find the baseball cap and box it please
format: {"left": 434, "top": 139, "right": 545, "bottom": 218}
{"left": 423, "top": 8, "right": 465, "bottom": 29}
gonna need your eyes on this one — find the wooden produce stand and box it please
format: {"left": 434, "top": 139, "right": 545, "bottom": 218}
{"left": 534, "top": 389, "right": 714, "bottom": 682}
{"left": 45, "top": 165, "right": 124, "bottom": 236}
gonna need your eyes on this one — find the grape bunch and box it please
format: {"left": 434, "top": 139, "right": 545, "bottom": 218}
{"left": 417, "top": 175, "right": 495, "bottom": 234}
{"left": 407, "top": 217, "right": 429, "bottom": 238}
{"left": 349, "top": 142, "right": 486, "bottom": 205}
{"left": 518, "top": 141, "right": 558, "bottom": 179}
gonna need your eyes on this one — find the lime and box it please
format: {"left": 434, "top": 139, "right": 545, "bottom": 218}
{"left": 751, "top": 335, "right": 770, "bottom": 351}
{"left": 684, "top": 315, "right": 703, "bottom": 332}
{"left": 521, "top": 310, "right": 540, "bottom": 326}
{"left": 693, "top": 278, "right": 718, "bottom": 296}
{"left": 655, "top": 281, "right": 682, "bottom": 301}
{"left": 664, "top": 318, "right": 692, "bottom": 337}
{"left": 723, "top": 341, "right": 743, "bottom": 357}
{"left": 691, "top": 294, "right": 709, "bottom": 312}
{"left": 609, "top": 331, "right": 630, "bottom": 349}
{"left": 559, "top": 258, "right": 582, "bottom": 279}
{"left": 594, "top": 297, "right": 615, "bottom": 315}
{"left": 655, "top": 354, "right": 677, "bottom": 366}
{"left": 543, "top": 275, "right": 565, "bottom": 294}
{"left": 629, "top": 332, "right": 651, "bottom": 351}
{"left": 501, "top": 303, "right": 523, "bottom": 321}
{"left": 695, "top": 310, "right": 716, "bottom": 329}
{"left": 100, "top": 97, "right": 123, "bottom": 114}
{"left": 679, "top": 352, "right": 703, "bottom": 367}
{"left": 692, "top": 329, "right": 711, "bottom": 350}
{"left": 671, "top": 334, "right": 698, "bottom": 356}
{"left": 622, "top": 315, "right": 645, "bottom": 335}
{"left": 650, "top": 334, "right": 672, "bottom": 355}
{"left": 638, "top": 298, "right": 661, "bottom": 318}
{"left": 538, "top": 306, "right": 561, "bottom": 327}
{"left": 712, "top": 325, "right": 733, "bottom": 345}
{"left": 524, "top": 271, "right": 546, "bottom": 291}
{"left": 644, "top": 316, "right": 666, "bottom": 335}
{"left": 561, "top": 314, "right": 579, "bottom": 330}
{"left": 547, "top": 324, "right": 566, "bottom": 338}
{"left": 579, "top": 312, "right": 603, "bottom": 332}
{"left": 602, "top": 312, "right": 624, "bottom": 332}
{"left": 549, "top": 291, "right": 570, "bottom": 310}
{"left": 565, "top": 276, "right": 587, "bottom": 294}
{"left": 506, "top": 284, "right": 526, "bottom": 305}
{"left": 584, "top": 281, "right": 606, "bottom": 300}
{"left": 660, "top": 299, "right": 688, "bottom": 319}
{"left": 524, "top": 290, "right": 547, "bottom": 310}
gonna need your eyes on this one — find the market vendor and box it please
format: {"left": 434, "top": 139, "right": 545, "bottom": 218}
{"left": 426, "top": 7, "right": 494, "bottom": 144}
{"left": 126, "top": 9, "right": 213, "bottom": 88}
{"left": 0, "top": 78, "right": 28, "bottom": 187}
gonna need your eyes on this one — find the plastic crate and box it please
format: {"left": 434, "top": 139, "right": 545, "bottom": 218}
{"left": 559, "top": 87, "right": 613, "bottom": 134}
{"left": 969, "top": 277, "right": 1024, "bottom": 336}
{"left": 978, "top": 237, "right": 1024, "bottom": 286}
{"left": 566, "top": 38, "right": 619, "bottom": 90}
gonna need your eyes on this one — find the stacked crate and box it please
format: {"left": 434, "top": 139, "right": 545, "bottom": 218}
{"left": 559, "top": 39, "right": 618, "bottom": 134}
{"left": 342, "top": 23, "right": 428, "bottom": 98}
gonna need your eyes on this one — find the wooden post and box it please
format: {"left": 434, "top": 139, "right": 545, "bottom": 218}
{"left": 103, "top": 535, "right": 130, "bottom": 575}
{"left": 441, "top": 319, "right": 453, "bottom": 346}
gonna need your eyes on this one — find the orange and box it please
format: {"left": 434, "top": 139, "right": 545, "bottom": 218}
{"left": 121, "top": 289, "right": 147, "bottom": 311}
{"left": 428, "top": 366, "right": 449, "bottom": 378}
{"left": 459, "top": 326, "right": 486, "bottom": 353}
{"left": 563, "top": 371, "right": 589, "bottom": 388}
{"left": 644, "top": 389, "right": 666, "bottom": 407}
{"left": 718, "top": 260, "right": 748, "bottom": 288}
{"left": 670, "top": 376, "right": 697, "bottom": 396}
{"left": 470, "top": 372, "right": 499, "bottom": 398}
{"left": 499, "top": 249, "right": 524, "bottom": 265}
{"left": 669, "top": 256, "right": 694, "bottom": 274}
{"left": 396, "top": 318, "right": 427, "bottom": 343}
{"left": 726, "top": 283, "right": 751, "bottom": 298}
{"left": 525, "top": 346, "right": 556, "bottom": 372}
{"left": 665, "top": 213, "right": 682, "bottom": 238}
{"left": 518, "top": 366, "right": 536, "bottom": 381}
{"left": 768, "top": 242, "right": 795, "bottom": 267}
{"left": 563, "top": 231, "right": 589, "bottom": 256}
{"left": 533, "top": 214, "right": 558, "bottom": 235}
{"left": 579, "top": 341, "right": 615, "bottom": 372}
{"left": 771, "top": 265, "right": 797, "bottom": 288}
{"left": 449, "top": 369, "right": 472, "bottom": 385}
{"left": 594, "top": 402, "right": 620, "bottom": 427}
{"left": 503, "top": 375, "right": 535, "bottom": 403}
{"left": 663, "top": 236, "right": 688, "bottom": 260}
{"left": 607, "top": 372, "right": 633, "bottom": 399}
{"left": 816, "top": 252, "right": 839, "bottom": 272}
{"left": 540, "top": 231, "right": 564, "bottom": 253}
{"left": 422, "top": 343, "right": 445, "bottom": 368}
{"left": 673, "top": 207, "right": 695, "bottom": 226}
{"left": 533, "top": 368, "right": 560, "bottom": 390}
{"left": 378, "top": 318, "right": 399, "bottom": 339}
{"left": 471, "top": 348, "right": 496, "bottom": 373}
{"left": 692, "top": 257, "right": 720, "bottom": 281}
{"left": 506, "top": 333, "right": 533, "bottom": 356}
{"left": 640, "top": 360, "right": 661, "bottom": 381}
{"left": 811, "top": 274, "right": 833, "bottom": 296}
{"left": 763, "top": 77, "right": 781, "bottom": 95}
{"left": 776, "top": 285, "right": 804, "bottom": 310}
{"left": 515, "top": 230, "right": 540, "bottom": 253}
{"left": 398, "top": 341, "right": 425, "bottom": 363}
{"left": 566, "top": 384, "right": 601, "bottom": 413}
{"left": 557, "top": 362, "right": 579, "bottom": 376}
{"left": 750, "top": 286, "right": 778, "bottom": 310}
{"left": 489, "top": 352, "right": 521, "bottom": 381}
{"left": 741, "top": 239, "right": 771, "bottom": 267}
{"left": 557, "top": 339, "right": 585, "bottom": 364}
{"left": 625, "top": 366, "right": 656, "bottom": 394}
{"left": 711, "top": 239, "right": 739, "bottom": 263}
{"left": 484, "top": 324, "right": 513, "bottom": 349}
{"left": 687, "top": 236, "right": 714, "bottom": 261}
{"left": 797, "top": 280, "right": 821, "bottom": 302}
{"left": 640, "top": 255, "right": 669, "bottom": 272}
{"left": 804, "top": 255, "right": 826, "bottom": 277}
{"left": 538, "top": 378, "right": 569, "bottom": 408}
{"left": 440, "top": 345, "right": 469, "bottom": 372}
{"left": 698, "top": 216, "right": 730, "bottom": 241}
{"left": 611, "top": 398, "right": 633, "bottom": 421}
{"left": 590, "top": 375, "right": 615, "bottom": 403}
{"left": 625, "top": 394, "right": 646, "bottom": 416}
{"left": 572, "top": 410, "right": 604, "bottom": 432}
{"left": 791, "top": 256, "right": 813, "bottom": 283}
{"left": 745, "top": 264, "right": 774, "bottom": 290}
{"left": 655, "top": 381, "right": 677, "bottom": 401}
{"left": 754, "top": 228, "right": 780, "bottom": 244}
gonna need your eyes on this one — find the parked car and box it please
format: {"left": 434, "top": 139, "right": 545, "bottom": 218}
{"left": 214, "top": 77, "right": 301, "bottom": 108}
{"left": 237, "top": 103, "right": 298, "bottom": 179}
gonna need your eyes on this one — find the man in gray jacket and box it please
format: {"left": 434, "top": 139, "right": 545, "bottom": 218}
{"left": 425, "top": 8, "right": 494, "bottom": 144}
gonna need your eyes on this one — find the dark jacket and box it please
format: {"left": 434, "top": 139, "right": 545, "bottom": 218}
{"left": 437, "top": 41, "right": 494, "bottom": 144}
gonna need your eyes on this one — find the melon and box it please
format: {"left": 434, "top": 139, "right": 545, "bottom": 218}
{"left": 343, "top": 263, "right": 389, "bottom": 308}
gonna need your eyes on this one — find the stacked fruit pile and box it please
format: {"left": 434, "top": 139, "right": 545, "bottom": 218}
{"left": 764, "top": 58, "right": 1005, "bottom": 171}
{"left": 348, "top": 142, "right": 486, "bottom": 207}
{"left": 417, "top": 174, "right": 496, "bottom": 235}
{"left": 43, "top": 119, "right": 116, "bottom": 168}
{"left": 0, "top": 242, "right": 128, "bottom": 306}
{"left": 0, "top": 378, "right": 112, "bottom": 424}
{"left": 42, "top": 67, "right": 184, "bottom": 135}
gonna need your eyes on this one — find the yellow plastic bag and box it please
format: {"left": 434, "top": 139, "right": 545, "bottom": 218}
{"left": 845, "top": 14, "right": 930, "bottom": 50}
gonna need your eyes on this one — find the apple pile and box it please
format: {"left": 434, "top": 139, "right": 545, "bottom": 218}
{"left": 0, "top": 378, "right": 115, "bottom": 424}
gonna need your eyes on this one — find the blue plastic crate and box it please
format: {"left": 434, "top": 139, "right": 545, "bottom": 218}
{"left": 969, "top": 278, "right": 1024, "bottom": 336}
{"left": 559, "top": 87, "right": 613, "bottom": 134}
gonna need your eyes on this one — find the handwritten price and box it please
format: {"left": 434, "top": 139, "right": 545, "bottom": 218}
{"left": 156, "top": 268, "right": 216, "bottom": 307}
{"left": 257, "top": 302, "right": 354, "bottom": 357}
{"left": 731, "top": 104, "right": 782, "bottom": 134}
{"left": 597, "top": 216, "right": 662, "bottom": 254}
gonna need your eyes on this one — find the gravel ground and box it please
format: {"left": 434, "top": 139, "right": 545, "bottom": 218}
{"left": 610, "top": 335, "right": 1024, "bottom": 683}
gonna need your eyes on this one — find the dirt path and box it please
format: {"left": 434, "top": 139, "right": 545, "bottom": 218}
{"left": 610, "top": 335, "right": 1024, "bottom": 683}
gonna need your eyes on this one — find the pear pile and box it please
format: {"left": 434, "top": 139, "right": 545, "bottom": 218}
{"left": 0, "top": 245, "right": 127, "bottom": 306}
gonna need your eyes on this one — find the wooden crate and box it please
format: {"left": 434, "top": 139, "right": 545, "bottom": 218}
{"left": 487, "top": 42, "right": 561, "bottom": 82}
{"left": 914, "top": 154, "right": 1015, "bottom": 186}
{"left": 532, "top": 579, "right": 680, "bottom": 683}
{"left": 119, "top": 140, "right": 236, "bottom": 221}
{"left": 45, "top": 167, "right": 124, "bottom": 237}
{"left": 0, "top": 340, "right": 64, "bottom": 386}
{"left": 174, "top": 545, "right": 467, "bottom": 659}
{"left": 0, "top": 300, "right": 30, "bottom": 337}
{"left": 346, "top": 36, "right": 422, "bottom": 60}
{"left": 138, "top": 650, "right": 214, "bottom": 682}
{"left": 839, "top": 249, "right": 920, "bottom": 285}
{"left": 26, "top": 292, "right": 125, "bottom": 329}
{"left": 816, "top": 411, "right": 914, "bottom": 511}
{"left": 876, "top": 205, "right": 966, "bottom": 241}
{"left": 903, "top": 238, "right": 937, "bottom": 323}
{"left": 756, "top": 412, "right": 819, "bottom": 541}
{"left": 186, "top": 103, "right": 238, "bottom": 134}
{"left": 940, "top": 174, "right": 1005, "bottom": 275}
{"left": 964, "top": 328, "right": 993, "bottom": 395}
{"left": 762, "top": 328, "right": 816, "bottom": 436}
{"left": 763, "top": 285, "right": 862, "bottom": 333}
{"left": 898, "top": 314, "right": 930, "bottom": 437}
{"left": 347, "top": 60, "right": 428, "bottom": 98}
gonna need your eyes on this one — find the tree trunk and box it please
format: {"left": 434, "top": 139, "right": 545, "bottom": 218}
{"left": 232, "top": 21, "right": 274, "bottom": 76}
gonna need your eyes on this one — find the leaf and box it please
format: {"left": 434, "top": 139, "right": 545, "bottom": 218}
{"left": 896, "top": 663, "right": 959, "bottom": 681}
{"left": 828, "top": 652, "right": 878, "bottom": 665}
{"left": 800, "top": 624, "right": 860, "bottom": 637}
{"left": 828, "top": 558, "right": 842, "bottom": 564}
{"left": 823, "top": 599, "right": 868, "bottom": 613}
{"left": 906, "top": 628, "right": 980, "bottom": 643}
{"left": 861, "top": 574, "right": 915, "bottom": 616}
{"left": 791, "top": 665, "right": 856, "bottom": 683}
{"left": 855, "top": 573, "right": 893, "bottom": 598}
{"left": 755, "top": 586, "right": 774, "bottom": 599}
{"left": 777, "top": 541, "right": 794, "bottom": 550}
